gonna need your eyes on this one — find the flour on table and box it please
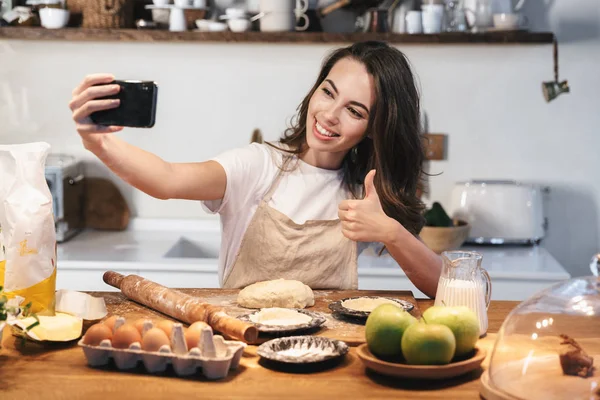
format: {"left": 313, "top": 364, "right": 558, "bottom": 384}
{"left": 237, "top": 279, "right": 315, "bottom": 309}
{"left": 249, "top": 308, "right": 312, "bottom": 326}
{"left": 341, "top": 297, "right": 401, "bottom": 312}
{"left": 277, "top": 347, "right": 336, "bottom": 358}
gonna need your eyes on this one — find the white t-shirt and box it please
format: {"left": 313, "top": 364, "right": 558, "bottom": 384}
{"left": 202, "top": 143, "right": 378, "bottom": 286}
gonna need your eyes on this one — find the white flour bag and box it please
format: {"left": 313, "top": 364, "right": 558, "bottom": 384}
{"left": 0, "top": 142, "right": 56, "bottom": 315}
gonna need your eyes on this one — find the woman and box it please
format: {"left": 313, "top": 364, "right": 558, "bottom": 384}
{"left": 69, "top": 41, "right": 442, "bottom": 298}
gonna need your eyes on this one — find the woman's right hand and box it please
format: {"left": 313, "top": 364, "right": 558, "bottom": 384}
{"left": 69, "top": 73, "right": 123, "bottom": 151}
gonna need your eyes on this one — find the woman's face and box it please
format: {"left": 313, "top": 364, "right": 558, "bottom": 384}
{"left": 305, "top": 57, "right": 375, "bottom": 168}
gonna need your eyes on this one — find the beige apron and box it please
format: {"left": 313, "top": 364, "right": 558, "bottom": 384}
{"left": 222, "top": 169, "right": 358, "bottom": 290}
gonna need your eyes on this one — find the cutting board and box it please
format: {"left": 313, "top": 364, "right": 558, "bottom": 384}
{"left": 105, "top": 289, "right": 421, "bottom": 346}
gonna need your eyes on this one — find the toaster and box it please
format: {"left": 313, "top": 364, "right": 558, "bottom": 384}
{"left": 447, "top": 180, "right": 548, "bottom": 245}
{"left": 45, "top": 154, "right": 85, "bottom": 242}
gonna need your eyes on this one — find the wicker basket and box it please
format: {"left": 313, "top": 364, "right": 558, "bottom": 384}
{"left": 80, "top": 0, "right": 134, "bottom": 29}
{"left": 66, "top": 0, "right": 83, "bottom": 14}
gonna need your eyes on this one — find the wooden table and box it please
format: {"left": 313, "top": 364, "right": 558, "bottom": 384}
{"left": 0, "top": 289, "right": 518, "bottom": 400}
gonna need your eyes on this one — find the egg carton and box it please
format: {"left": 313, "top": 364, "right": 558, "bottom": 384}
{"left": 78, "top": 317, "right": 246, "bottom": 380}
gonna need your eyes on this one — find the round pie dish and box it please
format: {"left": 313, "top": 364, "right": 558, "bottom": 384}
{"left": 328, "top": 296, "right": 415, "bottom": 319}
{"left": 257, "top": 336, "right": 349, "bottom": 365}
{"left": 237, "top": 309, "right": 326, "bottom": 335}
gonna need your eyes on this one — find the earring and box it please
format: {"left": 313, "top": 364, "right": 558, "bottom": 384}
{"left": 351, "top": 146, "right": 358, "bottom": 163}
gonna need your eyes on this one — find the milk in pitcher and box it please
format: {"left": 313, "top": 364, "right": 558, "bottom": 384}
{"left": 434, "top": 251, "right": 492, "bottom": 336}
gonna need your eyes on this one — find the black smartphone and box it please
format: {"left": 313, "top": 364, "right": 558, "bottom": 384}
{"left": 90, "top": 80, "right": 158, "bottom": 128}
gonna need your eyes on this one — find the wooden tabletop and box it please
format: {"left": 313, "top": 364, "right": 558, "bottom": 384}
{"left": 0, "top": 289, "right": 519, "bottom": 400}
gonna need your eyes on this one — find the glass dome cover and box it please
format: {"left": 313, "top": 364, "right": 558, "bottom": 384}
{"left": 481, "top": 276, "right": 600, "bottom": 400}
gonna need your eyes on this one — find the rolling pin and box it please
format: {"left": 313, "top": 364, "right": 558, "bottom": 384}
{"left": 103, "top": 271, "right": 258, "bottom": 344}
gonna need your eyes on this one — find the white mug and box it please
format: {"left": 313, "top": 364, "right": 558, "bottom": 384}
{"left": 493, "top": 12, "right": 527, "bottom": 29}
{"left": 405, "top": 10, "right": 422, "bottom": 34}
{"left": 259, "top": 11, "right": 308, "bottom": 31}
{"left": 169, "top": 8, "right": 187, "bottom": 31}
{"left": 295, "top": 10, "right": 309, "bottom": 31}
{"left": 259, "top": 11, "right": 293, "bottom": 31}
{"left": 421, "top": 4, "right": 443, "bottom": 34}
{"left": 257, "top": 0, "right": 309, "bottom": 32}
{"left": 259, "top": 0, "right": 307, "bottom": 13}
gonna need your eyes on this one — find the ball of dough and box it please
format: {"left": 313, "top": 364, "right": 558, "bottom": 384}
{"left": 237, "top": 279, "right": 315, "bottom": 309}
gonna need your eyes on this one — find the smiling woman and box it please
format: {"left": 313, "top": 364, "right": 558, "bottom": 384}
{"left": 68, "top": 41, "right": 442, "bottom": 298}
{"left": 269, "top": 42, "right": 425, "bottom": 237}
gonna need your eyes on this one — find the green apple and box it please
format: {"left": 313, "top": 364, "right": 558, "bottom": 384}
{"left": 422, "top": 305, "right": 480, "bottom": 357}
{"left": 401, "top": 322, "right": 456, "bottom": 365}
{"left": 365, "top": 304, "right": 417, "bottom": 358}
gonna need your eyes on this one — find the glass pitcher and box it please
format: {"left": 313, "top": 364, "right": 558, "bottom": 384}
{"left": 434, "top": 251, "right": 492, "bottom": 336}
{"left": 444, "top": 0, "right": 468, "bottom": 32}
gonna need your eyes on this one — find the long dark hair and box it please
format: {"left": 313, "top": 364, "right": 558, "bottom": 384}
{"left": 268, "top": 41, "right": 426, "bottom": 236}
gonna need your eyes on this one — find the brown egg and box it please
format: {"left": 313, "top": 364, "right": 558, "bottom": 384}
{"left": 112, "top": 324, "right": 142, "bottom": 349}
{"left": 185, "top": 321, "right": 209, "bottom": 350}
{"left": 156, "top": 320, "right": 175, "bottom": 339}
{"left": 133, "top": 318, "right": 151, "bottom": 335}
{"left": 142, "top": 328, "right": 171, "bottom": 352}
{"left": 83, "top": 323, "right": 113, "bottom": 346}
{"left": 102, "top": 315, "right": 119, "bottom": 333}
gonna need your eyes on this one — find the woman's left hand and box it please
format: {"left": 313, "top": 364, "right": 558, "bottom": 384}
{"left": 338, "top": 170, "right": 401, "bottom": 243}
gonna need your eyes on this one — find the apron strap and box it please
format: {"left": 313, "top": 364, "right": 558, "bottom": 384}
{"left": 262, "top": 160, "right": 288, "bottom": 202}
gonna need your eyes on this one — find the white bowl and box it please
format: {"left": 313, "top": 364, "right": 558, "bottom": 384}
{"left": 493, "top": 13, "right": 520, "bottom": 30}
{"left": 195, "top": 19, "right": 211, "bottom": 30}
{"left": 208, "top": 21, "right": 227, "bottom": 32}
{"left": 39, "top": 8, "right": 70, "bottom": 29}
{"left": 225, "top": 7, "right": 246, "bottom": 19}
{"left": 196, "top": 20, "right": 227, "bottom": 32}
{"left": 227, "top": 18, "right": 250, "bottom": 32}
{"left": 152, "top": 0, "right": 170, "bottom": 5}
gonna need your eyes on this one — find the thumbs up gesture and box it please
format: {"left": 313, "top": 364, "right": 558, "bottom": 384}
{"left": 338, "top": 170, "right": 400, "bottom": 243}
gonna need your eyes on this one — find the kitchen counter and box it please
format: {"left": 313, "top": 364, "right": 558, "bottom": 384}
{"left": 0, "top": 289, "right": 519, "bottom": 400}
{"left": 55, "top": 219, "right": 571, "bottom": 300}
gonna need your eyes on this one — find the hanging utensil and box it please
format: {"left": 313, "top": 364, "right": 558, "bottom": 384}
{"left": 542, "top": 37, "right": 570, "bottom": 102}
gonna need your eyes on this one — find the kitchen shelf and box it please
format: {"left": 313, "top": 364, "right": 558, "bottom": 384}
{"left": 0, "top": 27, "right": 554, "bottom": 44}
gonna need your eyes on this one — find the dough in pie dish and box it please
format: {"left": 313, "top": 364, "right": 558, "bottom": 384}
{"left": 237, "top": 279, "right": 315, "bottom": 309}
{"left": 341, "top": 297, "right": 402, "bottom": 312}
{"left": 249, "top": 308, "right": 313, "bottom": 326}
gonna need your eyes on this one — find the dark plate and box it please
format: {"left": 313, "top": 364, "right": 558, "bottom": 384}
{"left": 257, "top": 336, "right": 349, "bottom": 364}
{"left": 328, "top": 296, "right": 414, "bottom": 319}
{"left": 237, "top": 309, "right": 326, "bottom": 334}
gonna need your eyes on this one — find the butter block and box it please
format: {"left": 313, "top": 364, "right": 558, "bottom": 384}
{"left": 12, "top": 312, "right": 83, "bottom": 342}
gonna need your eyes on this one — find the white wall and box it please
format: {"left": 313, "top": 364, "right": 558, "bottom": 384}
{"left": 1, "top": 0, "right": 598, "bottom": 277}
